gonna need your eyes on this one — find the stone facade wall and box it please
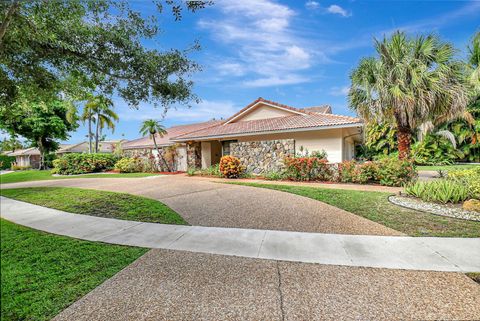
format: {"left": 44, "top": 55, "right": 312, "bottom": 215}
{"left": 230, "top": 139, "right": 295, "bottom": 174}
{"left": 123, "top": 147, "right": 180, "bottom": 172}
{"left": 186, "top": 142, "right": 202, "bottom": 169}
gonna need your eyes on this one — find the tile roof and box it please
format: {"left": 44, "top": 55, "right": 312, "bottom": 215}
{"left": 301, "top": 105, "right": 332, "bottom": 114}
{"left": 122, "top": 120, "right": 222, "bottom": 149}
{"left": 172, "top": 113, "right": 362, "bottom": 141}
{"left": 224, "top": 97, "right": 307, "bottom": 123}
{"left": 8, "top": 147, "right": 40, "bottom": 156}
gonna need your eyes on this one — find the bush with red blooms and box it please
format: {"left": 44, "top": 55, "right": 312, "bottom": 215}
{"left": 284, "top": 157, "right": 332, "bottom": 181}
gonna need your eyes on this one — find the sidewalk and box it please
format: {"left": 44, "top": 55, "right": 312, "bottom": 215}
{"left": 1, "top": 196, "right": 479, "bottom": 272}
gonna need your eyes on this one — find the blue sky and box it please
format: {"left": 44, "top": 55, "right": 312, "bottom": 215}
{"left": 36, "top": 1, "right": 480, "bottom": 143}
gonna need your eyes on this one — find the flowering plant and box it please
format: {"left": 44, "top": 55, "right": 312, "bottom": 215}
{"left": 219, "top": 155, "right": 244, "bottom": 178}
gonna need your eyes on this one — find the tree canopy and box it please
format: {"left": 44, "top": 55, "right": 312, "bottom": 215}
{"left": 1, "top": 90, "right": 79, "bottom": 168}
{"left": 349, "top": 31, "right": 470, "bottom": 159}
{"left": 0, "top": 0, "right": 211, "bottom": 109}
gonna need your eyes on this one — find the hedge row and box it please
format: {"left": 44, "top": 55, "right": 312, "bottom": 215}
{"left": 0, "top": 155, "right": 15, "bottom": 170}
{"left": 279, "top": 156, "right": 417, "bottom": 187}
{"left": 52, "top": 153, "right": 119, "bottom": 175}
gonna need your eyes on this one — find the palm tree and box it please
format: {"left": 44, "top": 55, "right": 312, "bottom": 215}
{"left": 81, "top": 98, "right": 96, "bottom": 153}
{"left": 84, "top": 95, "right": 119, "bottom": 153}
{"left": 349, "top": 31, "right": 469, "bottom": 159}
{"left": 139, "top": 119, "right": 169, "bottom": 171}
{"left": 468, "top": 31, "right": 480, "bottom": 90}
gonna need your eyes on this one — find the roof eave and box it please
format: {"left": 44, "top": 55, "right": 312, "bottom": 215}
{"left": 171, "top": 122, "right": 364, "bottom": 142}
{"left": 122, "top": 142, "right": 179, "bottom": 150}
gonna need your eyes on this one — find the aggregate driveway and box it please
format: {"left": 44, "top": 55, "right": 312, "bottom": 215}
{"left": 2, "top": 175, "right": 401, "bottom": 235}
{"left": 53, "top": 249, "right": 480, "bottom": 321}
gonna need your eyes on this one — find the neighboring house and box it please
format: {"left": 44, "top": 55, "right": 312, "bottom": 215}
{"left": 56, "top": 140, "right": 126, "bottom": 156}
{"left": 124, "top": 98, "right": 363, "bottom": 174}
{"left": 8, "top": 147, "right": 41, "bottom": 168}
{"left": 122, "top": 121, "right": 222, "bottom": 171}
{"left": 8, "top": 140, "right": 127, "bottom": 169}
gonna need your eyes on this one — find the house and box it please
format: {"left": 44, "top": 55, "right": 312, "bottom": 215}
{"left": 56, "top": 140, "right": 126, "bottom": 156}
{"left": 122, "top": 121, "right": 222, "bottom": 171}
{"left": 123, "top": 98, "right": 363, "bottom": 174}
{"left": 8, "top": 147, "right": 41, "bottom": 168}
{"left": 8, "top": 140, "right": 127, "bottom": 169}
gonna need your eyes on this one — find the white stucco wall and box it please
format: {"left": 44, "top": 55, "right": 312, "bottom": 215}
{"left": 235, "top": 128, "right": 345, "bottom": 163}
{"left": 201, "top": 141, "right": 211, "bottom": 168}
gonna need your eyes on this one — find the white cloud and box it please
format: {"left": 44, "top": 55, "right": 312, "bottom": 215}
{"left": 330, "top": 86, "right": 350, "bottom": 96}
{"left": 305, "top": 1, "right": 320, "bottom": 10}
{"left": 164, "top": 100, "right": 239, "bottom": 122}
{"left": 199, "top": 0, "right": 316, "bottom": 87}
{"left": 216, "top": 62, "right": 247, "bottom": 77}
{"left": 327, "top": 5, "right": 351, "bottom": 17}
{"left": 244, "top": 75, "right": 310, "bottom": 88}
{"left": 118, "top": 99, "right": 238, "bottom": 122}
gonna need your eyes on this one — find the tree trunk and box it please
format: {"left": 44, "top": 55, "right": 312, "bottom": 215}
{"left": 95, "top": 114, "right": 100, "bottom": 153}
{"left": 88, "top": 117, "right": 92, "bottom": 153}
{"left": 37, "top": 138, "right": 45, "bottom": 170}
{"left": 397, "top": 125, "right": 412, "bottom": 160}
{"left": 0, "top": 1, "right": 19, "bottom": 45}
{"left": 152, "top": 136, "right": 170, "bottom": 172}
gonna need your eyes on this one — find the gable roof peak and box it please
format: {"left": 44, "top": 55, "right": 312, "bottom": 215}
{"left": 224, "top": 97, "right": 307, "bottom": 124}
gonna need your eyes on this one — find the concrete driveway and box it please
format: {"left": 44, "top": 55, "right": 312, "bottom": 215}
{"left": 2, "top": 175, "right": 401, "bottom": 235}
{"left": 53, "top": 249, "right": 480, "bottom": 321}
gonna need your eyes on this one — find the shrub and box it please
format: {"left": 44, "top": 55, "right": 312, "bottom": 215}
{"left": 284, "top": 157, "right": 331, "bottom": 181}
{"left": 338, "top": 160, "right": 357, "bottom": 183}
{"left": 447, "top": 167, "right": 480, "bottom": 199}
{"left": 186, "top": 167, "right": 196, "bottom": 176}
{"left": 310, "top": 150, "right": 328, "bottom": 159}
{"left": 199, "top": 164, "right": 222, "bottom": 177}
{"left": 0, "top": 155, "right": 15, "bottom": 170}
{"left": 355, "top": 161, "right": 379, "bottom": 184}
{"left": 114, "top": 157, "right": 143, "bottom": 173}
{"left": 295, "top": 147, "right": 328, "bottom": 159}
{"left": 463, "top": 199, "right": 480, "bottom": 212}
{"left": 52, "top": 153, "right": 119, "bottom": 175}
{"left": 264, "top": 170, "right": 285, "bottom": 180}
{"left": 219, "top": 155, "right": 244, "bottom": 178}
{"left": 239, "top": 171, "right": 254, "bottom": 179}
{"left": 404, "top": 180, "right": 470, "bottom": 204}
{"left": 338, "top": 161, "right": 379, "bottom": 184}
{"left": 11, "top": 165, "right": 32, "bottom": 171}
{"left": 375, "top": 156, "right": 417, "bottom": 186}
{"left": 44, "top": 153, "right": 57, "bottom": 169}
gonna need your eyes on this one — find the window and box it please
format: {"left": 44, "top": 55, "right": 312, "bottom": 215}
{"left": 221, "top": 140, "right": 237, "bottom": 156}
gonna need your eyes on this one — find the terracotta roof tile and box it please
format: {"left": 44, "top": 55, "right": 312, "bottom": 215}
{"left": 172, "top": 113, "right": 362, "bottom": 141}
{"left": 224, "top": 97, "right": 308, "bottom": 123}
{"left": 301, "top": 105, "right": 332, "bottom": 114}
{"left": 122, "top": 120, "right": 222, "bottom": 149}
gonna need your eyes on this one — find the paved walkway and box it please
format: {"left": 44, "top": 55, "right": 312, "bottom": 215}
{"left": 53, "top": 249, "right": 480, "bottom": 321}
{"left": 1, "top": 175, "right": 401, "bottom": 235}
{"left": 2, "top": 196, "right": 479, "bottom": 272}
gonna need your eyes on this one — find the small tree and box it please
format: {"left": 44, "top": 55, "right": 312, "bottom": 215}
{"left": 349, "top": 31, "right": 470, "bottom": 159}
{"left": 139, "top": 119, "right": 169, "bottom": 171}
{"left": 0, "top": 92, "right": 78, "bottom": 169}
{"left": 81, "top": 98, "right": 96, "bottom": 153}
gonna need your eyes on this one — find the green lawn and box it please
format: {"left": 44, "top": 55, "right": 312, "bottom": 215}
{"left": 0, "top": 170, "right": 159, "bottom": 184}
{"left": 1, "top": 187, "right": 188, "bottom": 225}
{"left": 0, "top": 219, "right": 147, "bottom": 321}
{"left": 233, "top": 183, "right": 480, "bottom": 238}
{"left": 417, "top": 164, "right": 479, "bottom": 171}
